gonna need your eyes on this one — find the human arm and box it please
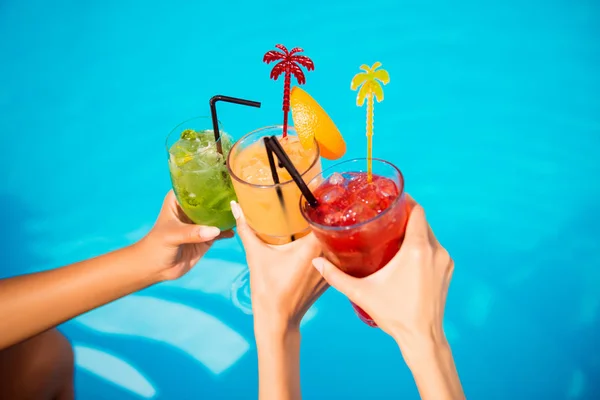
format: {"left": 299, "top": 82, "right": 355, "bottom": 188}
{"left": 0, "top": 191, "right": 233, "bottom": 350}
{"left": 231, "top": 201, "right": 325, "bottom": 400}
{"left": 0, "top": 245, "right": 150, "bottom": 349}
{"left": 254, "top": 322, "right": 302, "bottom": 400}
{"left": 396, "top": 335, "right": 464, "bottom": 400}
{"left": 312, "top": 198, "right": 465, "bottom": 400}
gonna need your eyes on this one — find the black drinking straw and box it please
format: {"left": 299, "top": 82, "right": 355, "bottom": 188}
{"left": 210, "top": 95, "right": 261, "bottom": 154}
{"left": 264, "top": 137, "right": 281, "bottom": 185}
{"left": 264, "top": 136, "right": 294, "bottom": 241}
{"left": 265, "top": 135, "right": 319, "bottom": 208}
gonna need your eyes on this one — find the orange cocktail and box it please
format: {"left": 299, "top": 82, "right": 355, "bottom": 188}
{"left": 227, "top": 126, "right": 321, "bottom": 244}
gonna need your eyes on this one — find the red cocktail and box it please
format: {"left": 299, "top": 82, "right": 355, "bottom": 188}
{"left": 300, "top": 158, "right": 408, "bottom": 327}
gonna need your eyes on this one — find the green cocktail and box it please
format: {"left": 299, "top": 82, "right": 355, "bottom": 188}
{"left": 166, "top": 116, "right": 237, "bottom": 230}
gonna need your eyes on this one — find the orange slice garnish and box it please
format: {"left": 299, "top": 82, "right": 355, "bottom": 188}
{"left": 290, "top": 86, "right": 346, "bottom": 160}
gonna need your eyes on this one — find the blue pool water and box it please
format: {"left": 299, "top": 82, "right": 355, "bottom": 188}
{"left": 1, "top": 0, "right": 599, "bottom": 399}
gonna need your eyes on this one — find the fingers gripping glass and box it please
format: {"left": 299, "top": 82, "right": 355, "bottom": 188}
{"left": 229, "top": 133, "right": 319, "bottom": 314}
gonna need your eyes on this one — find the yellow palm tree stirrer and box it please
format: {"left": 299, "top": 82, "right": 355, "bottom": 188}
{"left": 350, "top": 62, "right": 390, "bottom": 181}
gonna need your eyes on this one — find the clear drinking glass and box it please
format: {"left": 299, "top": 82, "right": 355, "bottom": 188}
{"left": 166, "top": 117, "right": 237, "bottom": 230}
{"left": 300, "top": 158, "right": 409, "bottom": 326}
{"left": 227, "top": 125, "right": 321, "bottom": 313}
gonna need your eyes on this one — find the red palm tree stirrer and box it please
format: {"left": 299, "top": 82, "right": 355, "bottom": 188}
{"left": 263, "top": 44, "right": 314, "bottom": 138}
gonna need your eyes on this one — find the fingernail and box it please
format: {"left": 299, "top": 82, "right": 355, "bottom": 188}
{"left": 230, "top": 201, "right": 240, "bottom": 219}
{"left": 312, "top": 258, "right": 323, "bottom": 274}
{"left": 198, "top": 226, "right": 220, "bottom": 238}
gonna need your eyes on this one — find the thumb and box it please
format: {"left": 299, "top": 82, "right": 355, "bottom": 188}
{"left": 230, "top": 201, "right": 262, "bottom": 248}
{"left": 167, "top": 224, "right": 221, "bottom": 245}
{"left": 312, "top": 257, "right": 361, "bottom": 302}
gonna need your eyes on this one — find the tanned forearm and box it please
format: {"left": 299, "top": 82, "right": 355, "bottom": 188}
{"left": 0, "top": 244, "right": 156, "bottom": 349}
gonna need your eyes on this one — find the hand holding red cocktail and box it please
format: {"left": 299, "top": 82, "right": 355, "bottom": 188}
{"left": 310, "top": 199, "right": 456, "bottom": 356}
{"left": 300, "top": 159, "right": 409, "bottom": 326}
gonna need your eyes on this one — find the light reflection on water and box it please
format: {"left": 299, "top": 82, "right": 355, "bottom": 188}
{"left": 74, "top": 295, "right": 250, "bottom": 376}
{"left": 74, "top": 345, "right": 157, "bottom": 399}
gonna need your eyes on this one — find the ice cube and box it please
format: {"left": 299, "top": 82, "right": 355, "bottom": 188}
{"left": 342, "top": 203, "right": 377, "bottom": 225}
{"left": 347, "top": 173, "right": 369, "bottom": 191}
{"left": 356, "top": 185, "right": 380, "bottom": 207}
{"left": 198, "top": 130, "right": 215, "bottom": 147}
{"left": 329, "top": 172, "right": 345, "bottom": 186}
{"left": 174, "top": 134, "right": 201, "bottom": 152}
{"left": 283, "top": 138, "right": 309, "bottom": 167}
{"left": 317, "top": 184, "right": 345, "bottom": 205}
{"left": 170, "top": 142, "right": 196, "bottom": 167}
{"left": 240, "top": 159, "right": 273, "bottom": 185}
{"left": 375, "top": 178, "right": 398, "bottom": 198}
{"left": 197, "top": 146, "right": 221, "bottom": 166}
{"left": 323, "top": 211, "right": 344, "bottom": 226}
{"left": 184, "top": 158, "right": 210, "bottom": 171}
{"left": 373, "top": 197, "right": 392, "bottom": 214}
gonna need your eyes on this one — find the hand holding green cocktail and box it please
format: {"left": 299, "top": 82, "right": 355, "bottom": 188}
{"left": 166, "top": 96, "right": 261, "bottom": 231}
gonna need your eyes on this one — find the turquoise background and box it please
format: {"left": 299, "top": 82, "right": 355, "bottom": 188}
{"left": 1, "top": 0, "right": 599, "bottom": 398}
